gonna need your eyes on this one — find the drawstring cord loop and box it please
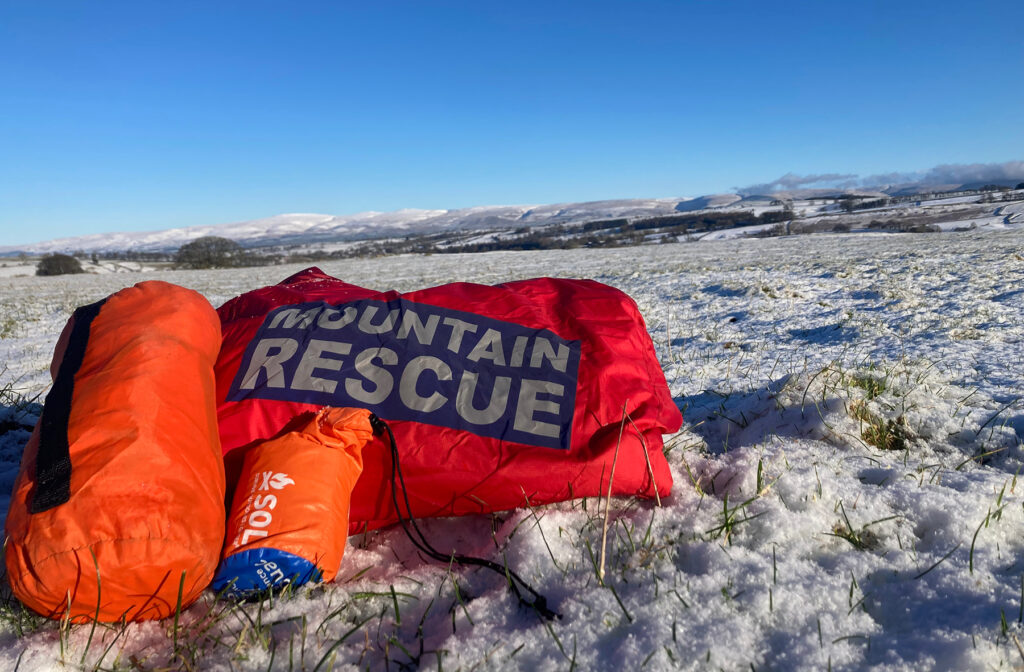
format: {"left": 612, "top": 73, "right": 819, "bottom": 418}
{"left": 369, "top": 413, "right": 559, "bottom": 621}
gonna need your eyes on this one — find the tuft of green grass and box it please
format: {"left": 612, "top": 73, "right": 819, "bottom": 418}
{"left": 0, "top": 317, "right": 17, "bottom": 339}
{"left": 830, "top": 523, "right": 879, "bottom": 551}
{"left": 827, "top": 503, "right": 897, "bottom": 552}
{"left": 705, "top": 493, "right": 767, "bottom": 545}
{"left": 850, "top": 401, "right": 909, "bottom": 451}
{"left": 848, "top": 373, "right": 886, "bottom": 400}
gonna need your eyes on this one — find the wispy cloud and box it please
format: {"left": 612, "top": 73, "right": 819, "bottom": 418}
{"left": 920, "top": 161, "right": 1024, "bottom": 185}
{"left": 856, "top": 171, "right": 921, "bottom": 186}
{"left": 736, "top": 161, "right": 1024, "bottom": 195}
{"left": 736, "top": 173, "right": 857, "bottom": 196}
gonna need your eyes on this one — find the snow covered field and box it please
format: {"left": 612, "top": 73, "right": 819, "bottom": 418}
{"left": 2, "top": 230, "right": 1024, "bottom": 670}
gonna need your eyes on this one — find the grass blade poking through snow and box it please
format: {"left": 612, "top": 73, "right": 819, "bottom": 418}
{"left": 626, "top": 411, "right": 661, "bottom": 507}
{"left": 313, "top": 616, "right": 373, "bottom": 672}
{"left": 598, "top": 400, "right": 628, "bottom": 584}
{"left": 80, "top": 547, "right": 101, "bottom": 667}
{"left": 914, "top": 543, "right": 962, "bottom": 580}
{"left": 172, "top": 570, "right": 186, "bottom": 661}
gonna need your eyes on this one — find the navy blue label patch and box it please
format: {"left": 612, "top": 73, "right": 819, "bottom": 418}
{"left": 228, "top": 298, "right": 581, "bottom": 450}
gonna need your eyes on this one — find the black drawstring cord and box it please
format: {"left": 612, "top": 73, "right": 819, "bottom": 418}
{"left": 368, "top": 414, "right": 560, "bottom": 621}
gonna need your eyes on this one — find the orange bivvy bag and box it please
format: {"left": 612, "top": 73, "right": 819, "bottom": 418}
{"left": 4, "top": 281, "right": 225, "bottom": 622}
{"left": 212, "top": 407, "right": 372, "bottom": 597}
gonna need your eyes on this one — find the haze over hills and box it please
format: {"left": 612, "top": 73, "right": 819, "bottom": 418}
{"left": 0, "top": 199, "right": 686, "bottom": 256}
{"left": 2, "top": 171, "right": 1023, "bottom": 257}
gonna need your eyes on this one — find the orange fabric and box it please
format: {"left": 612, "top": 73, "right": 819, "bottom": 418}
{"left": 4, "top": 281, "right": 225, "bottom": 622}
{"left": 220, "top": 407, "right": 371, "bottom": 583}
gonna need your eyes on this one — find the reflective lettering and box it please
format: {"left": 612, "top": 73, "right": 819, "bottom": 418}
{"left": 467, "top": 328, "right": 506, "bottom": 366}
{"left": 399, "top": 355, "right": 451, "bottom": 412}
{"left": 456, "top": 371, "right": 511, "bottom": 425}
{"left": 510, "top": 335, "right": 529, "bottom": 368}
{"left": 530, "top": 338, "right": 570, "bottom": 372}
{"left": 345, "top": 347, "right": 397, "bottom": 404}
{"left": 359, "top": 306, "right": 400, "bottom": 333}
{"left": 514, "top": 379, "right": 564, "bottom": 438}
{"left": 293, "top": 339, "right": 351, "bottom": 393}
{"left": 397, "top": 309, "right": 440, "bottom": 345}
{"left": 317, "top": 306, "right": 358, "bottom": 329}
{"left": 269, "top": 306, "right": 321, "bottom": 329}
{"left": 240, "top": 338, "right": 298, "bottom": 389}
{"left": 442, "top": 317, "right": 477, "bottom": 354}
{"left": 230, "top": 297, "right": 581, "bottom": 450}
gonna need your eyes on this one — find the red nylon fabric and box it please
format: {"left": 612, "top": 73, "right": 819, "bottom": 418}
{"left": 215, "top": 267, "right": 681, "bottom": 532}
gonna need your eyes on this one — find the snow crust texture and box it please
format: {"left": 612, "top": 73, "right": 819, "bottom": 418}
{"left": 2, "top": 230, "right": 1024, "bottom": 670}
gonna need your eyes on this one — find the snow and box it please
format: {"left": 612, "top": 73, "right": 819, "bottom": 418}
{"left": 0, "top": 263, "right": 35, "bottom": 279}
{"left": 932, "top": 216, "right": 1009, "bottom": 232}
{"left": 673, "top": 194, "right": 743, "bottom": 212}
{"left": 5, "top": 189, "right": 1021, "bottom": 260}
{"left": 696, "top": 222, "right": 781, "bottom": 241}
{"left": 0, "top": 260, "right": 157, "bottom": 280}
{"left": 3, "top": 230, "right": 1024, "bottom": 669}
{"left": 0, "top": 199, "right": 689, "bottom": 256}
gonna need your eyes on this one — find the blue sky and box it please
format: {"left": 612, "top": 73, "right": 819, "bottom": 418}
{"left": 2, "top": 0, "right": 1022, "bottom": 245}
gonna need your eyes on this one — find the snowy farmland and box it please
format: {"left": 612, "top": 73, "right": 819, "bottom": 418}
{"left": 2, "top": 230, "right": 1024, "bottom": 670}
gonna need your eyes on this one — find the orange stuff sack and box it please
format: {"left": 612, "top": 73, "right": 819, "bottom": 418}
{"left": 212, "top": 407, "right": 371, "bottom": 597}
{"left": 4, "top": 281, "right": 225, "bottom": 622}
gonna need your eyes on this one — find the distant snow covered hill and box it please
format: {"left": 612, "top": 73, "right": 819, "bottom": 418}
{"left": 0, "top": 199, "right": 687, "bottom": 256}
{"left": 4, "top": 177, "right": 1022, "bottom": 257}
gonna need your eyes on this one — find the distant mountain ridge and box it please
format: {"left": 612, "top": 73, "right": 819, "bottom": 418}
{"left": 0, "top": 199, "right": 686, "bottom": 255}
{"left": 3, "top": 177, "right": 1021, "bottom": 256}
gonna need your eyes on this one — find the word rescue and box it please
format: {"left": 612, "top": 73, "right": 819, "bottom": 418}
{"left": 228, "top": 298, "right": 581, "bottom": 450}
